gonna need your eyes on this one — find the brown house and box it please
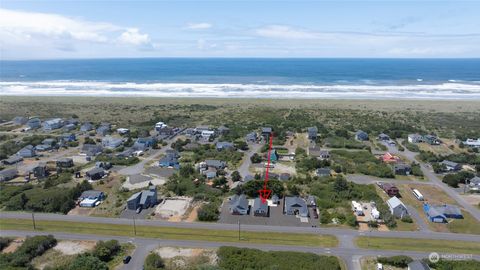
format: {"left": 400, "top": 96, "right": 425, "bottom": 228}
{"left": 381, "top": 183, "right": 399, "bottom": 197}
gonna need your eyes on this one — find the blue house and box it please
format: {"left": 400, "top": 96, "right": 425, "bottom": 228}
{"left": 96, "top": 123, "right": 111, "bottom": 136}
{"left": 26, "top": 118, "right": 41, "bottom": 129}
{"left": 60, "top": 133, "right": 76, "bottom": 142}
{"left": 17, "top": 145, "right": 36, "bottom": 158}
{"left": 43, "top": 118, "right": 64, "bottom": 131}
{"left": 134, "top": 137, "right": 156, "bottom": 150}
{"left": 159, "top": 150, "right": 180, "bottom": 169}
{"left": 424, "top": 204, "right": 463, "bottom": 223}
{"left": 80, "top": 122, "right": 94, "bottom": 132}
{"left": 216, "top": 141, "right": 234, "bottom": 151}
{"left": 423, "top": 204, "right": 447, "bottom": 223}
{"left": 355, "top": 130, "right": 369, "bottom": 141}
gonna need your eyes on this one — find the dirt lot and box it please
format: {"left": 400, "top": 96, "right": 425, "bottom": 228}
{"left": 153, "top": 247, "right": 217, "bottom": 269}
{"left": 67, "top": 206, "right": 94, "bottom": 216}
{"left": 461, "top": 194, "right": 480, "bottom": 206}
{"left": 1, "top": 237, "right": 24, "bottom": 253}
{"left": 155, "top": 197, "right": 192, "bottom": 220}
{"left": 53, "top": 240, "right": 96, "bottom": 255}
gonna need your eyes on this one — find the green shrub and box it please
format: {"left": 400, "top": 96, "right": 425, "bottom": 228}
{"left": 92, "top": 240, "right": 121, "bottom": 262}
{"left": 217, "top": 246, "right": 341, "bottom": 270}
{"left": 67, "top": 254, "right": 108, "bottom": 270}
{"left": 198, "top": 202, "right": 220, "bottom": 222}
{"left": 401, "top": 215, "right": 413, "bottom": 223}
{"left": 144, "top": 252, "right": 165, "bottom": 269}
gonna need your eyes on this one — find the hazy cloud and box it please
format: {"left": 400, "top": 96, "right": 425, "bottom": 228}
{"left": 186, "top": 22, "right": 212, "bottom": 30}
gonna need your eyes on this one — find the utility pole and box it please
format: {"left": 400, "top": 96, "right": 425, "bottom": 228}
{"left": 133, "top": 216, "right": 137, "bottom": 236}
{"left": 238, "top": 220, "right": 241, "bottom": 241}
{"left": 31, "top": 212, "right": 36, "bottom": 230}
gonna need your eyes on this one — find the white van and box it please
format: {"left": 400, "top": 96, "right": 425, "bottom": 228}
{"left": 412, "top": 189, "right": 424, "bottom": 201}
{"left": 377, "top": 263, "right": 383, "bottom": 270}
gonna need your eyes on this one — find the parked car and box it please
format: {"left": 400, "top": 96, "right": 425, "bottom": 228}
{"left": 123, "top": 255, "right": 132, "bottom": 264}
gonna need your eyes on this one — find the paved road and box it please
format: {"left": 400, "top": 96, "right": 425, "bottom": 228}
{"left": 2, "top": 230, "right": 478, "bottom": 270}
{"left": 237, "top": 142, "right": 263, "bottom": 178}
{"left": 406, "top": 206, "right": 429, "bottom": 232}
{"left": 2, "top": 212, "right": 479, "bottom": 243}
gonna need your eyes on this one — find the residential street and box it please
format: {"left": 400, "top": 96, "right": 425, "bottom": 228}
{"left": 237, "top": 142, "right": 263, "bottom": 178}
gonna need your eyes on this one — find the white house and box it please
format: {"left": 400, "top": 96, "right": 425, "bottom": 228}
{"left": 407, "top": 134, "right": 423, "bottom": 143}
{"left": 155, "top": 122, "right": 167, "bottom": 131}
{"left": 463, "top": 138, "right": 480, "bottom": 148}
{"left": 387, "top": 197, "right": 409, "bottom": 218}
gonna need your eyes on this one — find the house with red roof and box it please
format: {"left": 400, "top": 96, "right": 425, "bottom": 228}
{"left": 381, "top": 152, "right": 400, "bottom": 163}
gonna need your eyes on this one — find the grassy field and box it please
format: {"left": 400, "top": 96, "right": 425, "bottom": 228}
{"left": 356, "top": 236, "right": 480, "bottom": 255}
{"left": 0, "top": 218, "right": 338, "bottom": 247}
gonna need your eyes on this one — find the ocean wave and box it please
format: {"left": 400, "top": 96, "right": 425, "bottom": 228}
{"left": 1, "top": 81, "right": 480, "bottom": 99}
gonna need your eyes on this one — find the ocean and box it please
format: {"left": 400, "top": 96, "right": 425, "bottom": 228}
{"left": 1, "top": 58, "right": 480, "bottom": 99}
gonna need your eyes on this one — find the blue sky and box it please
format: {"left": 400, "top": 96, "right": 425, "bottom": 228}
{"left": 1, "top": 0, "right": 479, "bottom": 59}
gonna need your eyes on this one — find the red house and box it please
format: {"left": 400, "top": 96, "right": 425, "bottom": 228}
{"left": 382, "top": 152, "right": 400, "bottom": 163}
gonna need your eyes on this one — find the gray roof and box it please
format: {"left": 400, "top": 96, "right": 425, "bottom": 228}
{"left": 433, "top": 204, "right": 462, "bottom": 216}
{"left": 387, "top": 196, "right": 406, "bottom": 209}
{"left": 230, "top": 194, "right": 248, "bottom": 211}
{"left": 127, "top": 191, "right": 142, "bottom": 202}
{"left": 426, "top": 205, "right": 446, "bottom": 218}
{"left": 82, "top": 144, "right": 103, "bottom": 155}
{"left": 243, "top": 175, "right": 254, "bottom": 182}
{"left": 316, "top": 167, "right": 331, "bottom": 176}
{"left": 394, "top": 163, "right": 411, "bottom": 170}
{"left": 252, "top": 197, "right": 268, "bottom": 213}
{"left": 440, "top": 160, "right": 459, "bottom": 167}
{"left": 378, "top": 133, "right": 390, "bottom": 139}
{"left": 0, "top": 169, "right": 18, "bottom": 179}
{"left": 407, "top": 260, "right": 431, "bottom": 270}
{"left": 57, "top": 157, "right": 73, "bottom": 163}
{"left": 86, "top": 167, "right": 104, "bottom": 175}
{"left": 216, "top": 141, "right": 234, "bottom": 149}
{"left": 4, "top": 155, "right": 23, "bottom": 164}
{"left": 79, "top": 190, "right": 104, "bottom": 199}
{"left": 262, "top": 127, "right": 272, "bottom": 133}
{"left": 307, "top": 126, "right": 318, "bottom": 136}
{"left": 470, "top": 176, "right": 480, "bottom": 185}
{"left": 205, "top": 159, "right": 226, "bottom": 168}
{"left": 284, "top": 196, "right": 308, "bottom": 216}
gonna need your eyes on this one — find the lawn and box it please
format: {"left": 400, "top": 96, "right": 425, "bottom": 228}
{"left": 0, "top": 218, "right": 338, "bottom": 248}
{"left": 356, "top": 236, "right": 480, "bottom": 255}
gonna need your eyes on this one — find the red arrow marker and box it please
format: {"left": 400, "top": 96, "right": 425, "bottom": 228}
{"left": 259, "top": 133, "right": 274, "bottom": 204}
